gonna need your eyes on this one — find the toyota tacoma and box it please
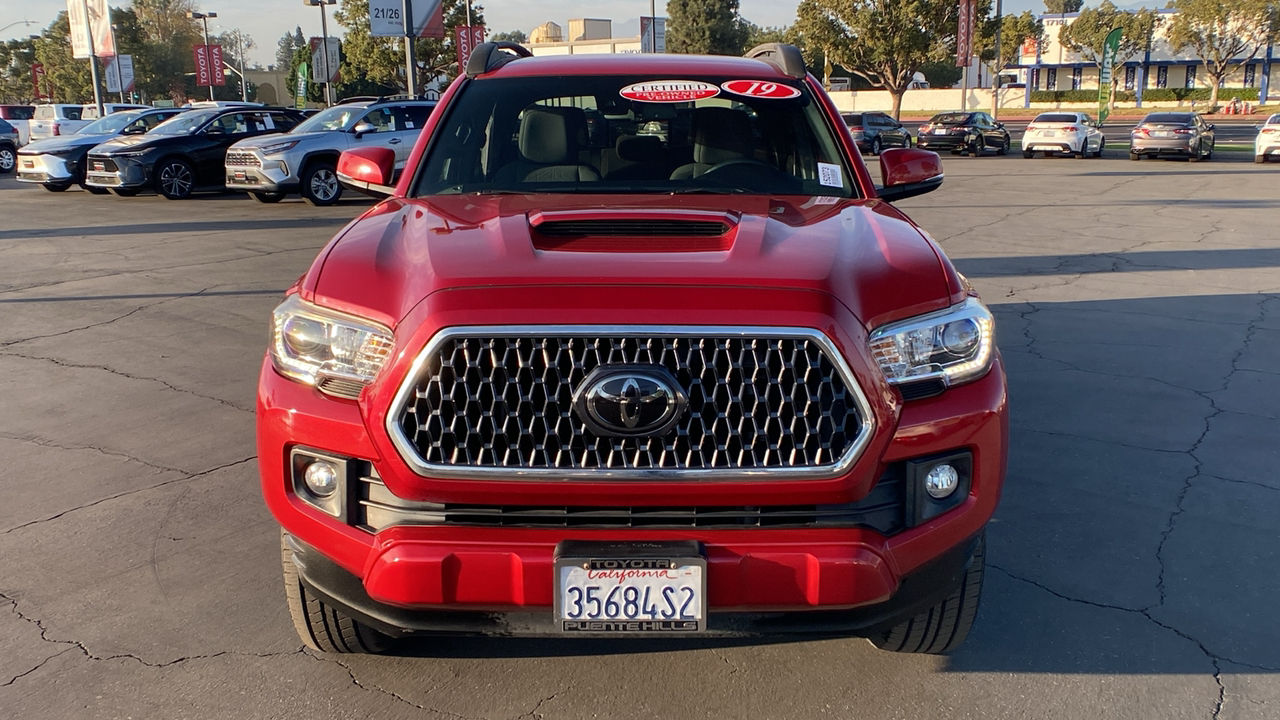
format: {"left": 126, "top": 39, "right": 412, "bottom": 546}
{"left": 259, "top": 43, "right": 1007, "bottom": 654}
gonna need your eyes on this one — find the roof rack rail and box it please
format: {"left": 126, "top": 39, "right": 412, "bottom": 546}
{"left": 743, "top": 43, "right": 807, "bottom": 80}
{"left": 465, "top": 42, "right": 534, "bottom": 79}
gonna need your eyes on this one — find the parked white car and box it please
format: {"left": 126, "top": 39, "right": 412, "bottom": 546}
{"left": 29, "top": 103, "right": 147, "bottom": 140}
{"left": 1255, "top": 114, "right": 1280, "bottom": 164}
{"left": 1021, "top": 112, "right": 1106, "bottom": 158}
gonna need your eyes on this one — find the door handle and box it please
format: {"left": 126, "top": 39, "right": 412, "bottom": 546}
{"left": 388, "top": 138, "right": 402, "bottom": 144}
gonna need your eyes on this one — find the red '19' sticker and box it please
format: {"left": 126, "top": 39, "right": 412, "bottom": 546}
{"left": 721, "top": 80, "right": 802, "bottom": 99}
{"left": 619, "top": 80, "right": 720, "bottom": 103}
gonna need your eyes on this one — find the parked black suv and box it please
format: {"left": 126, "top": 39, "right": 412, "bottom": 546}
{"left": 917, "top": 111, "right": 1011, "bottom": 156}
{"left": 841, "top": 112, "right": 912, "bottom": 154}
{"left": 84, "top": 106, "right": 305, "bottom": 198}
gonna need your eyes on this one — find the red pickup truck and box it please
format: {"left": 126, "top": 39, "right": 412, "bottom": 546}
{"left": 258, "top": 43, "right": 1007, "bottom": 654}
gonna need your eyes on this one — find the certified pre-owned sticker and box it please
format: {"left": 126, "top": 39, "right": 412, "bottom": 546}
{"left": 620, "top": 81, "right": 720, "bottom": 103}
{"left": 721, "top": 80, "right": 803, "bottom": 99}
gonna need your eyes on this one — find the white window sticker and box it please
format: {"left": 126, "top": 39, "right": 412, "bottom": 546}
{"left": 619, "top": 80, "right": 720, "bottom": 103}
{"left": 263, "top": 114, "right": 275, "bottom": 130}
{"left": 817, "top": 162, "right": 843, "bottom": 188}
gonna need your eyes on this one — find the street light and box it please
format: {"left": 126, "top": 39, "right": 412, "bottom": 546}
{"left": 302, "top": 0, "right": 336, "bottom": 106}
{"left": 187, "top": 10, "right": 218, "bottom": 101}
{"left": 0, "top": 20, "right": 37, "bottom": 34}
{"left": 213, "top": 24, "right": 249, "bottom": 102}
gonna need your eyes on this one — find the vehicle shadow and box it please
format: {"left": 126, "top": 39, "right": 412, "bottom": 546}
{"left": 0, "top": 216, "right": 352, "bottom": 240}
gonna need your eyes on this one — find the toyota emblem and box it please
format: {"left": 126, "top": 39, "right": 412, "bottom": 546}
{"left": 573, "top": 365, "right": 687, "bottom": 438}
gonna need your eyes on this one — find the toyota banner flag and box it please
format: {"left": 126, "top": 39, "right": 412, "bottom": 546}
{"left": 194, "top": 45, "right": 226, "bottom": 87}
{"left": 956, "top": 0, "right": 975, "bottom": 68}
{"left": 454, "top": 25, "right": 485, "bottom": 75}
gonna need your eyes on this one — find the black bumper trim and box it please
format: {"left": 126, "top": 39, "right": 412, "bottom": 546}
{"left": 285, "top": 532, "right": 981, "bottom": 639}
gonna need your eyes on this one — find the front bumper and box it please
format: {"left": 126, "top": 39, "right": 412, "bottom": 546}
{"left": 225, "top": 153, "right": 300, "bottom": 193}
{"left": 84, "top": 155, "right": 150, "bottom": 189}
{"left": 259, "top": 330, "right": 1007, "bottom": 632}
{"left": 1130, "top": 139, "right": 1198, "bottom": 156}
{"left": 16, "top": 153, "right": 78, "bottom": 184}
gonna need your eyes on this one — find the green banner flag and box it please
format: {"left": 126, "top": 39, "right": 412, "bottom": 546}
{"left": 295, "top": 62, "right": 309, "bottom": 109}
{"left": 1097, "top": 27, "right": 1123, "bottom": 124}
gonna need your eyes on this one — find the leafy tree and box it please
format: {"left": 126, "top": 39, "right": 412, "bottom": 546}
{"left": 1044, "top": 0, "right": 1083, "bottom": 13}
{"left": 796, "top": 0, "right": 988, "bottom": 119}
{"left": 33, "top": 12, "right": 94, "bottom": 103}
{"left": 978, "top": 10, "right": 1044, "bottom": 113}
{"left": 130, "top": 0, "right": 203, "bottom": 102}
{"left": 1165, "top": 0, "right": 1279, "bottom": 110}
{"left": 665, "top": 0, "right": 750, "bottom": 55}
{"left": 1058, "top": 1, "right": 1161, "bottom": 110}
{"left": 334, "top": 0, "right": 485, "bottom": 97}
{"left": 0, "top": 38, "right": 39, "bottom": 103}
{"left": 919, "top": 60, "right": 962, "bottom": 88}
{"left": 277, "top": 26, "right": 305, "bottom": 70}
{"left": 210, "top": 29, "right": 256, "bottom": 100}
{"left": 742, "top": 23, "right": 790, "bottom": 48}
{"left": 490, "top": 30, "right": 527, "bottom": 43}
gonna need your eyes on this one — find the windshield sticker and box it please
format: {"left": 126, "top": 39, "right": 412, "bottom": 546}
{"left": 619, "top": 81, "right": 720, "bottom": 103}
{"left": 802, "top": 196, "right": 840, "bottom": 207}
{"left": 817, "top": 163, "right": 843, "bottom": 188}
{"left": 263, "top": 114, "right": 275, "bottom": 130}
{"left": 721, "top": 80, "right": 802, "bottom": 99}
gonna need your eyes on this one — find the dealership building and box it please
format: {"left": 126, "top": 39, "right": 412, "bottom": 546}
{"left": 526, "top": 17, "right": 667, "bottom": 56}
{"left": 1020, "top": 9, "right": 1274, "bottom": 95}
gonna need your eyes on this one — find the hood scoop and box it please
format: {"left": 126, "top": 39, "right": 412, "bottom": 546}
{"left": 529, "top": 209, "right": 737, "bottom": 252}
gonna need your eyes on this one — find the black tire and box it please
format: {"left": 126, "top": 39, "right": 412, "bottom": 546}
{"left": 1204, "top": 143, "right": 1213, "bottom": 161}
{"left": 42, "top": 182, "right": 72, "bottom": 192}
{"left": 871, "top": 534, "right": 985, "bottom": 654}
{"left": 0, "top": 145, "right": 14, "bottom": 173}
{"left": 1076, "top": 139, "right": 1088, "bottom": 158}
{"left": 1092, "top": 137, "right": 1105, "bottom": 158}
{"left": 870, "top": 137, "right": 882, "bottom": 156}
{"left": 996, "top": 136, "right": 1009, "bottom": 156}
{"left": 969, "top": 137, "right": 982, "bottom": 156}
{"left": 1022, "top": 149, "right": 1034, "bottom": 159}
{"left": 1129, "top": 152, "right": 1141, "bottom": 161}
{"left": 110, "top": 187, "right": 139, "bottom": 197}
{"left": 1257, "top": 155, "right": 1268, "bottom": 164}
{"left": 81, "top": 184, "right": 110, "bottom": 195}
{"left": 156, "top": 158, "right": 195, "bottom": 199}
{"left": 249, "top": 190, "right": 286, "bottom": 203}
{"left": 281, "top": 532, "right": 394, "bottom": 654}
{"left": 300, "top": 161, "right": 342, "bottom": 207}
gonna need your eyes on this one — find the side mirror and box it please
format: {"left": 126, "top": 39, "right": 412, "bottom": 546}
{"left": 337, "top": 146, "right": 397, "bottom": 198}
{"left": 876, "top": 148, "right": 943, "bottom": 203}
{"left": 352, "top": 122, "right": 376, "bottom": 138}
{"left": 1208, "top": 124, "right": 1216, "bottom": 130}
{"left": 996, "top": 122, "right": 1005, "bottom": 129}
{"left": 122, "top": 125, "right": 146, "bottom": 135}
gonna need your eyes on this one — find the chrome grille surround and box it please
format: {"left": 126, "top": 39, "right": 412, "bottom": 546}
{"left": 225, "top": 150, "right": 262, "bottom": 167}
{"left": 386, "top": 326, "right": 875, "bottom": 481}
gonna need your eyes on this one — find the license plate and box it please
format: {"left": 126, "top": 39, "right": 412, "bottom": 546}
{"left": 234, "top": 171, "right": 246, "bottom": 180}
{"left": 21, "top": 160, "right": 33, "bottom": 168}
{"left": 934, "top": 128, "right": 949, "bottom": 135}
{"left": 554, "top": 541, "right": 706, "bottom": 633}
{"left": 1042, "top": 131, "right": 1058, "bottom": 137}
{"left": 1152, "top": 130, "right": 1172, "bottom": 138}
{"left": 92, "top": 162, "right": 104, "bottom": 171}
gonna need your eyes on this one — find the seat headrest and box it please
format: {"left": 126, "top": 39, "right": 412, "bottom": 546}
{"left": 519, "top": 107, "right": 586, "bottom": 165}
{"left": 616, "top": 135, "right": 662, "bottom": 162}
{"left": 691, "top": 107, "right": 755, "bottom": 165}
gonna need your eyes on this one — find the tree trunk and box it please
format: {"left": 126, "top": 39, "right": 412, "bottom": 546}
{"left": 1208, "top": 71, "right": 1220, "bottom": 112}
{"left": 891, "top": 89, "right": 904, "bottom": 120}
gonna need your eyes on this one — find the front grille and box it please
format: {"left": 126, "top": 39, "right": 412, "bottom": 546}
{"left": 534, "top": 220, "right": 729, "bottom": 238}
{"left": 87, "top": 156, "right": 118, "bottom": 172}
{"left": 356, "top": 464, "right": 904, "bottom": 534}
{"left": 389, "top": 327, "right": 872, "bottom": 479}
{"left": 225, "top": 150, "right": 261, "bottom": 167}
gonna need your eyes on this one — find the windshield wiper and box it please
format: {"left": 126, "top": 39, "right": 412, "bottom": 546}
{"left": 670, "top": 187, "right": 753, "bottom": 195}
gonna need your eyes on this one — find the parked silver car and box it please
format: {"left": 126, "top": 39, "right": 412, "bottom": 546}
{"left": 225, "top": 97, "right": 435, "bottom": 205}
{"left": 16, "top": 108, "right": 183, "bottom": 192}
{"left": 1129, "top": 112, "right": 1216, "bottom": 161}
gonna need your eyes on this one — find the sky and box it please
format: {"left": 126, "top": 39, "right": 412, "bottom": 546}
{"left": 5, "top": 0, "right": 1050, "bottom": 68}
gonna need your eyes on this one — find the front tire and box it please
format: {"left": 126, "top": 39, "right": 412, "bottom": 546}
{"left": 996, "top": 136, "right": 1010, "bottom": 156}
{"left": 301, "top": 161, "right": 342, "bottom": 207}
{"left": 0, "top": 147, "right": 15, "bottom": 173}
{"left": 281, "top": 532, "right": 394, "bottom": 654}
{"left": 1258, "top": 154, "right": 1269, "bottom": 164}
{"left": 871, "top": 534, "right": 985, "bottom": 654}
{"left": 156, "top": 158, "right": 195, "bottom": 199}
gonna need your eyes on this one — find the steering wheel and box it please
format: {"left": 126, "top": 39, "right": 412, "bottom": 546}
{"left": 700, "top": 158, "right": 777, "bottom": 177}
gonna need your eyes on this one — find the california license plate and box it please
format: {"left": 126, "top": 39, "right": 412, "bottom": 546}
{"left": 934, "top": 128, "right": 948, "bottom": 134}
{"left": 554, "top": 541, "right": 706, "bottom": 633}
{"left": 234, "top": 171, "right": 246, "bottom": 180}
{"left": 1153, "top": 130, "right": 1172, "bottom": 138}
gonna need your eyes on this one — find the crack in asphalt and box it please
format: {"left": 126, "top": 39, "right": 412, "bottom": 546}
{"left": 0, "top": 350, "right": 254, "bottom": 414}
{"left": 304, "top": 652, "right": 481, "bottom": 720}
{"left": 0, "top": 591, "right": 305, "bottom": 687}
{"left": 0, "top": 456, "right": 256, "bottom": 536}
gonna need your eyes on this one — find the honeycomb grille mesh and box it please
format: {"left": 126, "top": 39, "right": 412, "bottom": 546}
{"left": 395, "top": 332, "right": 863, "bottom": 472}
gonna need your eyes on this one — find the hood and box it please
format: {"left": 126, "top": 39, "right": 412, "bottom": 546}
{"left": 233, "top": 131, "right": 328, "bottom": 149}
{"left": 89, "top": 133, "right": 171, "bottom": 154}
{"left": 19, "top": 133, "right": 115, "bottom": 154}
{"left": 309, "top": 194, "right": 954, "bottom": 331}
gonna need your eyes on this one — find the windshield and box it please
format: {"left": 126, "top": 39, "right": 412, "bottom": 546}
{"left": 931, "top": 113, "right": 972, "bottom": 124}
{"left": 1034, "top": 114, "right": 1078, "bottom": 123}
{"left": 77, "top": 110, "right": 146, "bottom": 135}
{"left": 292, "top": 105, "right": 363, "bottom": 133}
{"left": 413, "top": 75, "right": 856, "bottom": 197}
{"left": 150, "top": 109, "right": 218, "bottom": 135}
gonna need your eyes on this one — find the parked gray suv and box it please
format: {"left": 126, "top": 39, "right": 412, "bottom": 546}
{"left": 225, "top": 97, "right": 435, "bottom": 205}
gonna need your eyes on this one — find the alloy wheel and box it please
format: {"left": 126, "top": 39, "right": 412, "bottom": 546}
{"left": 310, "top": 168, "right": 339, "bottom": 202}
{"left": 160, "top": 162, "right": 193, "bottom": 198}
{"left": 0, "top": 148, "right": 14, "bottom": 172}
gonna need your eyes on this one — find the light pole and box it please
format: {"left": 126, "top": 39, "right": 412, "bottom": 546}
{"left": 187, "top": 10, "right": 218, "bottom": 101}
{"left": 214, "top": 25, "right": 249, "bottom": 102}
{"left": 0, "top": 20, "right": 38, "bottom": 34}
{"left": 303, "top": 0, "right": 335, "bottom": 106}
{"left": 78, "top": 0, "right": 105, "bottom": 116}
{"left": 648, "top": 0, "right": 656, "bottom": 53}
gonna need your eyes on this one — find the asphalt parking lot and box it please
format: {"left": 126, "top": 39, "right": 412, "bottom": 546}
{"left": 1, "top": 149, "right": 1277, "bottom": 719}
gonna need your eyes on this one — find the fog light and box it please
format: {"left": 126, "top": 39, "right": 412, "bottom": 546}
{"left": 925, "top": 464, "right": 959, "bottom": 499}
{"left": 303, "top": 460, "right": 340, "bottom": 498}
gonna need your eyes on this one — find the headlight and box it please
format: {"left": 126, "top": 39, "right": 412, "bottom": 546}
{"left": 111, "top": 149, "right": 151, "bottom": 158}
{"left": 869, "top": 297, "right": 995, "bottom": 388}
{"left": 259, "top": 140, "right": 298, "bottom": 155}
{"left": 270, "top": 295, "right": 395, "bottom": 389}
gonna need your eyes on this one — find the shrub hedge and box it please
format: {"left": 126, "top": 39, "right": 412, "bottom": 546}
{"left": 1030, "top": 87, "right": 1260, "bottom": 103}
